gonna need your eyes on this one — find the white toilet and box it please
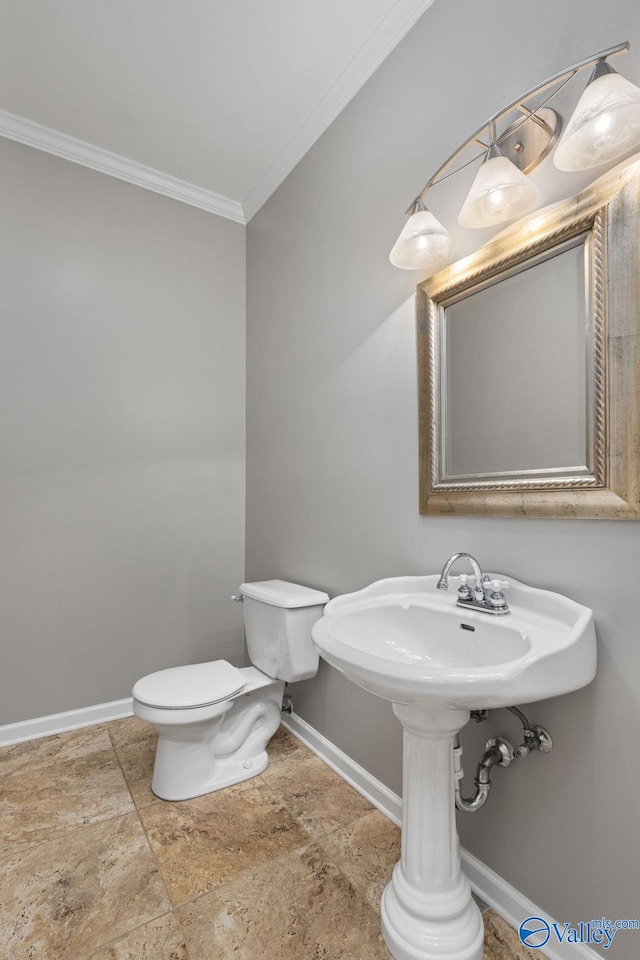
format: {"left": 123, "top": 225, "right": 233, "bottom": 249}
{"left": 132, "top": 579, "right": 329, "bottom": 801}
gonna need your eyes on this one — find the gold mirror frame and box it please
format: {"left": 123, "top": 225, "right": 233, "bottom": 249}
{"left": 417, "top": 160, "right": 640, "bottom": 518}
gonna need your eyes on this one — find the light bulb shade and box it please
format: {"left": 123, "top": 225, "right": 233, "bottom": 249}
{"left": 553, "top": 67, "right": 640, "bottom": 172}
{"left": 458, "top": 154, "right": 539, "bottom": 228}
{"left": 389, "top": 208, "right": 452, "bottom": 269}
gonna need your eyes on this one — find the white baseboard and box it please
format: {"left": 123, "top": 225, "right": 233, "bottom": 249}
{"left": 282, "top": 712, "right": 603, "bottom": 960}
{"left": 0, "top": 698, "right": 134, "bottom": 747}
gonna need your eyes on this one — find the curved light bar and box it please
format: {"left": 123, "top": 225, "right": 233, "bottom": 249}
{"left": 391, "top": 41, "right": 640, "bottom": 270}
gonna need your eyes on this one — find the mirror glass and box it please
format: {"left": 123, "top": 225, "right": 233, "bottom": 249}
{"left": 442, "top": 239, "right": 590, "bottom": 482}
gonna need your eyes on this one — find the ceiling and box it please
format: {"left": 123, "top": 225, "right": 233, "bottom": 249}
{"left": 0, "top": 0, "right": 434, "bottom": 221}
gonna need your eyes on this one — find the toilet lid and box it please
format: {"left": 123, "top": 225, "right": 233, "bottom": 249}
{"left": 132, "top": 660, "right": 246, "bottom": 709}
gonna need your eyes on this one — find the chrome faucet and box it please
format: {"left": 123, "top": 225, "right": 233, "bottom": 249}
{"left": 436, "top": 552, "right": 510, "bottom": 616}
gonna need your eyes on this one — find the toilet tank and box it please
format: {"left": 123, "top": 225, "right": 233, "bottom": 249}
{"left": 239, "top": 580, "right": 329, "bottom": 682}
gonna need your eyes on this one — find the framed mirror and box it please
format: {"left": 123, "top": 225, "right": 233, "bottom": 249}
{"left": 417, "top": 161, "right": 640, "bottom": 518}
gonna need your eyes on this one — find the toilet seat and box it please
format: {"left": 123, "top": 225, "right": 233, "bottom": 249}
{"left": 132, "top": 659, "right": 246, "bottom": 709}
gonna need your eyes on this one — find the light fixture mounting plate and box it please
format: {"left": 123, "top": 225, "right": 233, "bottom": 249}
{"left": 498, "top": 107, "right": 562, "bottom": 174}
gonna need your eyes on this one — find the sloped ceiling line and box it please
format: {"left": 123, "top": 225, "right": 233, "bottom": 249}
{"left": 0, "top": 0, "right": 434, "bottom": 223}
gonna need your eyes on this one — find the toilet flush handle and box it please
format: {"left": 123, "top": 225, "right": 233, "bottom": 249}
{"left": 231, "top": 594, "right": 244, "bottom": 602}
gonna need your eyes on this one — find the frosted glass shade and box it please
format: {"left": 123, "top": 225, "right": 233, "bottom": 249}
{"left": 458, "top": 155, "right": 539, "bottom": 228}
{"left": 554, "top": 68, "right": 640, "bottom": 171}
{"left": 389, "top": 209, "right": 452, "bottom": 269}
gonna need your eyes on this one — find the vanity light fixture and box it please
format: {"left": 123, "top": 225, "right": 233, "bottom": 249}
{"left": 554, "top": 59, "right": 640, "bottom": 170}
{"left": 390, "top": 41, "right": 640, "bottom": 270}
{"left": 388, "top": 198, "right": 453, "bottom": 268}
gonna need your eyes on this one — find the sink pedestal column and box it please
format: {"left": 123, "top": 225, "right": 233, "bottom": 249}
{"left": 380, "top": 705, "right": 484, "bottom": 960}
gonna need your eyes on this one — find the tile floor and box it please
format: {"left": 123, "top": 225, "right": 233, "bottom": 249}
{"left": 0, "top": 720, "right": 545, "bottom": 960}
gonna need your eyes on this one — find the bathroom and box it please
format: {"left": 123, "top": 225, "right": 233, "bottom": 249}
{"left": 1, "top": 0, "right": 639, "bottom": 958}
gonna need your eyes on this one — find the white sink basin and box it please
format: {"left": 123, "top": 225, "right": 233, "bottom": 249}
{"left": 312, "top": 572, "right": 596, "bottom": 960}
{"left": 312, "top": 574, "right": 596, "bottom": 709}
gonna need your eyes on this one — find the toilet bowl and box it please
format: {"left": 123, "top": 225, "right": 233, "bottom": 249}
{"left": 132, "top": 579, "right": 328, "bottom": 801}
{"left": 133, "top": 663, "right": 285, "bottom": 801}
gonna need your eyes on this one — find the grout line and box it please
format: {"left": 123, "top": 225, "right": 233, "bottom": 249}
{"left": 313, "top": 805, "right": 387, "bottom": 846}
{"left": 106, "top": 725, "right": 152, "bottom": 803}
{"left": 169, "top": 772, "right": 321, "bottom": 910}
{"left": 0, "top": 809, "right": 144, "bottom": 863}
{"left": 105, "top": 728, "right": 198, "bottom": 960}
{"left": 106, "top": 721, "right": 176, "bottom": 899}
{"left": 75, "top": 724, "right": 184, "bottom": 960}
{"left": 269, "top": 732, "right": 399, "bottom": 930}
{"left": 314, "top": 832, "right": 387, "bottom": 922}
{"left": 260, "top": 751, "right": 379, "bottom": 845}
{"left": 0, "top": 712, "right": 136, "bottom": 860}
{"left": 257, "top": 740, "right": 391, "bottom": 923}
{"left": 150, "top": 750, "right": 353, "bottom": 913}
{"left": 2, "top": 724, "right": 177, "bottom": 959}
{"left": 102, "top": 719, "right": 199, "bottom": 958}
{"left": 172, "top": 839, "right": 316, "bottom": 915}
{"left": 169, "top": 830, "right": 390, "bottom": 957}
{"left": 71, "top": 908, "right": 174, "bottom": 960}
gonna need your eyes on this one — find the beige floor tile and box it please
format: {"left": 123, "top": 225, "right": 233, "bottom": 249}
{"left": 138, "top": 776, "right": 311, "bottom": 906}
{"left": 266, "top": 725, "right": 314, "bottom": 770}
{"left": 108, "top": 717, "right": 159, "bottom": 810}
{"left": 1, "top": 721, "right": 535, "bottom": 960}
{"left": 0, "top": 724, "right": 114, "bottom": 776}
{"left": 0, "top": 727, "right": 135, "bottom": 852}
{"left": 178, "top": 843, "right": 393, "bottom": 960}
{"left": 0, "top": 811, "right": 170, "bottom": 960}
{"left": 80, "top": 912, "right": 189, "bottom": 960}
{"left": 483, "top": 910, "right": 548, "bottom": 960}
{"left": 317, "top": 809, "right": 401, "bottom": 913}
{"left": 262, "top": 752, "right": 373, "bottom": 840}
{"left": 107, "top": 716, "right": 154, "bottom": 751}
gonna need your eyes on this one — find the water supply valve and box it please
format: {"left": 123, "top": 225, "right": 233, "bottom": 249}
{"left": 456, "top": 707, "right": 553, "bottom": 813}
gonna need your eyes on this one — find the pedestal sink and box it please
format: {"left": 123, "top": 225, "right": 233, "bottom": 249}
{"left": 311, "top": 574, "right": 596, "bottom": 960}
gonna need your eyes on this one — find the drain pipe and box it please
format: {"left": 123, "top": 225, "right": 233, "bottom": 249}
{"left": 454, "top": 706, "right": 553, "bottom": 813}
{"left": 453, "top": 735, "right": 513, "bottom": 813}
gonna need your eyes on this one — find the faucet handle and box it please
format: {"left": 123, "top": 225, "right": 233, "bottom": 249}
{"left": 454, "top": 574, "right": 474, "bottom": 601}
{"left": 485, "top": 579, "right": 509, "bottom": 591}
{"left": 485, "top": 579, "right": 509, "bottom": 610}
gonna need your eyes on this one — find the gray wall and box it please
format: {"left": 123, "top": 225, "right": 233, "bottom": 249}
{"left": 246, "top": 1, "right": 640, "bottom": 954}
{"left": 0, "top": 139, "right": 246, "bottom": 724}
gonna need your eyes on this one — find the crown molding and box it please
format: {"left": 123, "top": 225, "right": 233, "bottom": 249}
{"left": 0, "top": 109, "right": 246, "bottom": 224}
{"left": 0, "top": 0, "right": 435, "bottom": 224}
{"left": 242, "top": 0, "right": 436, "bottom": 221}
